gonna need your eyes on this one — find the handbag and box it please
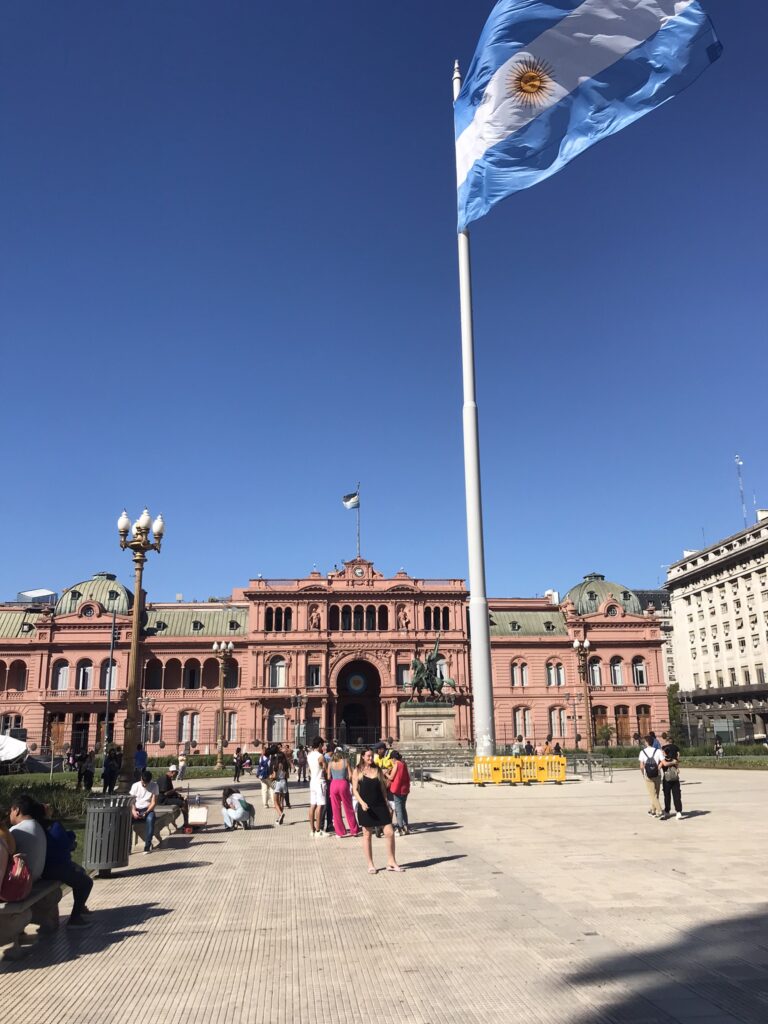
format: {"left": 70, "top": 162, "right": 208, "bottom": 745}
{"left": 0, "top": 851, "right": 33, "bottom": 903}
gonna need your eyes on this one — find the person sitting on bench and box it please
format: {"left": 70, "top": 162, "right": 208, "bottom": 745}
{"left": 157, "top": 765, "right": 189, "bottom": 828}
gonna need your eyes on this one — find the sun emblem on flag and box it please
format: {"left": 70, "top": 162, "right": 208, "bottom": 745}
{"left": 509, "top": 57, "right": 553, "bottom": 107}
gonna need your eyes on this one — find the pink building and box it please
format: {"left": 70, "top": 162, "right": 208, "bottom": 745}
{"left": 0, "top": 565, "right": 668, "bottom": 755}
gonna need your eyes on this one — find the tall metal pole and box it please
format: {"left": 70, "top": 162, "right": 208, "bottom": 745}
{"left": 216, "top": 654, "right": 226, "bottom": 770}
{"left": 453, "top": 61, "right": 495, "bottom": 757}
{"left": 117, "top": 552, "right": 145, "bottom": 793}
{"left": 735, "top": 455, "right": 747, "bottom": 529}
{"left": 356, "top": 481, "right": 361, "bottom": 559}
{"left": 103, "top": 606, "right": 117, "bottom": 756}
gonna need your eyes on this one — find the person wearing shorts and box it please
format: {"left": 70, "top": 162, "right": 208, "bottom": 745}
{"left": 307, "top": 737, "right": 327, "bottom": 837}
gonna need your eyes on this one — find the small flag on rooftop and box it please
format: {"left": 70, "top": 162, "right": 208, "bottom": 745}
{"left": 342, "top": 489, "right": 360, "bottom": 510}
{"left": 455, "top": 0, "right": 723, "bottom": 229}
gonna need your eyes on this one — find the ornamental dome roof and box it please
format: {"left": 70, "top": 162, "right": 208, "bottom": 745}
{"left": 563, "top": 573, "right": 642, "bottom": 616}
{"left": 55, "top": 572, "right": 132, "bottom": 616}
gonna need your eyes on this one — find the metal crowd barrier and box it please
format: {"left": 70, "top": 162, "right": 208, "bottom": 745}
{"left": 473, "top": 755, "right": 566, "bottom": 786}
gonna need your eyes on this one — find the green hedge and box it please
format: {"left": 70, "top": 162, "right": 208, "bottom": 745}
{"left": 593, "top": 743, "right": 768, "bottom": 759}
{"left": 0, "top": 779, "right": 89, "bottom": 819}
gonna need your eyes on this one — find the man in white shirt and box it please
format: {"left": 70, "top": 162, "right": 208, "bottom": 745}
{"left": 306, "top": 737, "right": 327, "bottom": 837}
{"left": 639, "top": 734, "right": 664, "bottom": 818}
{"left": 130, "top": 769, "right": 160, "bottom": 854}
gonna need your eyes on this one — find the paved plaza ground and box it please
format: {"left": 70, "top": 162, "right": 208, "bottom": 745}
{"left": 3, "top": 768, "right": 767, "bottom": 1024}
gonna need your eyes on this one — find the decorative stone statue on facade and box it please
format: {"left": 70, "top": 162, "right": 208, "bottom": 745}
{"left": 409, "top": 636, "right": 456, "bottom": 702}
{"left": 397, "top": 606, "right": 410, "bottom": 630}
{"left": 308, "top": 606, "right": 321, "bottom": 630}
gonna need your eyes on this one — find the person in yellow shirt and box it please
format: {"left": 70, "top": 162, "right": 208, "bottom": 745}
{"left": 374, "top": 741, "right": 394, "bottom": 772}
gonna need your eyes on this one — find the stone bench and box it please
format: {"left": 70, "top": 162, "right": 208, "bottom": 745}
{"left": 130, "top": 805, "right": 184, "bottom": 848}
{"left": 0, "top": 880, "right": 64, "bottom": 961}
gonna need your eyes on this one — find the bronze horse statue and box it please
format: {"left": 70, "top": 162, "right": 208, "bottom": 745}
{"left": 410, "top": 635, "right": 456, "bottom": 702}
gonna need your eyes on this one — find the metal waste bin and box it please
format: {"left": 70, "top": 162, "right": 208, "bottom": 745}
{"left": 83, "top": 794, "right": 133, "bottom": 877}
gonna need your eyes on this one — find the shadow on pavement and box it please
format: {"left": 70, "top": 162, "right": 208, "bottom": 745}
{"left": 115, "top": 859, "right": 211, "bottom": 879}
{"left": 567, "top": 907, "right": 768, "bottom": 1024}
{"left": 3, "top": 902, "right": 172, "bottom": 972}
{"left": 412, "top": 822, "right": 462, "bottom": 833}
{"left": 678, "top": 809, "right": 710, "bottom": 819}
{"left": 403, "top": 854, "right": 467, "bottom": 870}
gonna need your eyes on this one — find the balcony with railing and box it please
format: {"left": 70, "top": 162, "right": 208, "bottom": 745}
{"left": 44, "top": 688, "right": 128, "bottom": 701}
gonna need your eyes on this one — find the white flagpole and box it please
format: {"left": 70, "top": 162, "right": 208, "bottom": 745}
{"left": 356, "top": 481, "right": 361, "bottom": 558}
{"left": 453, "top": 60, "right": 495, "bottom": 758}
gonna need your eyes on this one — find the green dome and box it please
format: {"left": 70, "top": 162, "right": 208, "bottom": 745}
{"left": 564, "top": 573, "right": 642, "bottom": 616}
{"left": 56, "top": 572, "right": 133, "bottom": 616}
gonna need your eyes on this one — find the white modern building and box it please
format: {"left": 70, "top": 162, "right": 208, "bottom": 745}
{"left": 666, "top": 511, "right": 768, "bottom": 741}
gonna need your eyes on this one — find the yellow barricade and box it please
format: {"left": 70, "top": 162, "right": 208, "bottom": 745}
{"left": 473, "top": 755, "right": 566, "bottom": 785}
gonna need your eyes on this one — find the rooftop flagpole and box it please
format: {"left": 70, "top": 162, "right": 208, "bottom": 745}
{"left": 453, "top": 60, "right": 495, "bottom": 758}
{"left": 356, "top": 481, "right": 361, "bottom": 559}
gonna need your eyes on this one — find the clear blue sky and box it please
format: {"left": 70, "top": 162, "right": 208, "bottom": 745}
{"left": 1, "top": 1, "right": 765, "bottom": 603}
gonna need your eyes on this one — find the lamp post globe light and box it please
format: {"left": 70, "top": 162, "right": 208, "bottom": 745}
{"left": 212, "top": 641, "right": 234, "bottom": 770}
{"left": 116, "top": 508, "right": 164, "bottom": 793}
{"left": 572, "top": 638, "right": 594, "bottom": 753}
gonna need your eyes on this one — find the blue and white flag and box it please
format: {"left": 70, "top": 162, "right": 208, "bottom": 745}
{"left": 342, "top": 489, "right": 360, "bottom": 510}
{"left": 455, "top": 1, "right": 722, "bottom": 229}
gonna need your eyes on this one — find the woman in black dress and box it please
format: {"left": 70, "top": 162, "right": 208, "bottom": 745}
{"left": 352, "top": 747, "right": 403, "bottom": 874}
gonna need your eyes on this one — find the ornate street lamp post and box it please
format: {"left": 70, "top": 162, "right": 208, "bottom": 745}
{"left": 212, "top": 641, "right": 234, "bottom": 770}
{"left": 572, "top": 638, "right": 594, "bottom": 753}
{"left": 116, "top": 508, "right": 164, "bottom": 792}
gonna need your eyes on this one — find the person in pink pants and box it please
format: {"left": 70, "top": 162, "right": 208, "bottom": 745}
{"left": 327, "top": 749, "right": 360, "bottom": 838}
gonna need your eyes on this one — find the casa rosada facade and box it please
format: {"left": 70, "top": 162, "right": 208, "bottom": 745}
{"left": 0, "top": 562, "right": 670, "bottom": 754}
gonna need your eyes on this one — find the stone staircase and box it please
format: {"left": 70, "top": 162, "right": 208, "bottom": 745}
{"left": 397, "top": 746, "right": 475, "bottom": 771}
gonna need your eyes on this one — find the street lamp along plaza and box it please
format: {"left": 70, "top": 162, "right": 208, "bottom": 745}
{"left": 212, "top": 641, "right": 234, "bottom": 770}
{"left": 116, "top": 508, "right": 164, "bottom": 793}
{"left": 572, "top": 638, "right": 594, "bottom": 753}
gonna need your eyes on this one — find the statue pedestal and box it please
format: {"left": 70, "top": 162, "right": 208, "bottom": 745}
{"left": 397, "top": 702, "right": 457, "bottom": 748}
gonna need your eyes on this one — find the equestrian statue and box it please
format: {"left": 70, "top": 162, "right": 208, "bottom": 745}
{"left": 409, "top": 635, "right": 456, "bottom": 702}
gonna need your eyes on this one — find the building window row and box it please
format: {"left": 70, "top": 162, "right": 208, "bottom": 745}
{"left": 424, "top": 607, "right": 450, "bottom": 631}
{"left": 329, "top": 605, "right": 389, "bottom": 631}
{"left": 265, "top": 607, "right": 293, "bottom": 632}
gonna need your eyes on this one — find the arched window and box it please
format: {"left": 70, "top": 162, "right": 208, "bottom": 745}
{"left": 178, "top": 711, "right": 199, "bottom": 743}
{"left": 51, "top": 660, "right": 69, "bottom": 692}
{"left": 183, "top": 659, "right": 201, "bottom": 689}
{"left": 434, "top": 607, "right": 441, "bottom": 629}
{"left": 329, "top": 606, "right": 340, "bottom": 631}
{"left": 442, "top": 607, "right": 450, "bottom": 631}
{"left": 436, "top": 658, "right": 448, "bottom": 680}
{"left": 75, "top": 659, "right": 93, "bottom": 692}
{"left": 610, "top": 657, "right": 624, "bottom": 687}
{"left": 164, "top": 658, "right": 181, "bottom": 689}
{"left": 546, "top": 662, "right": 555, "bottom": 687}
{"left": 511, "top": 661, "right": 528, "bottom": 687}
{"left": 100, "top": 659, "right": 117, "bottom": 691}
{"left": 424, "top": 607, "right": 432, "bottom": 630}
{"left": 265, "top": 607, "right": 274, "bottom": 631}
{"left": 145, "top": 713, "right": 162, "bottom": 744}
{"left": 216, "top": 710, "right": 238, "bottom": 743}
{"left": 8, "top": 661, "right": 26, "bottom": 691}
{"left": 145, "top": 659, "right": 163, "bottom": 690}
{"left": 353, "top": 605, "right": 364, "bottom": 631}
{"left": 513, "top": 707, "right": 532, "bottom": 738}
{"left": 588, "top": 658, "right": 602, "bottom": 688}
{"left": 614, "top": 705, "right": 630, "bottom": 745}
{"left": 341, "top": 606, "right": 352, "bottom": 630}
{"left": 555, "top": 663, "right": 565, "bottom": 687}
{"left": 1, "top": 713, "right": 23, "bottom": 734}
{"left": 269, "top": 656, "right": 286, "bottom": 689}
{"left": 224, "top": 658, "right": 239, "bottom": 689}
{"left": 365, "top": 605, "right": 376, "bottom": 630}
{"left": 632, "top": 657, "right": 647, "bottom": 688}
{"left": 283, "top": 608, "right": 292, "bottom": 631}
{"left": 377, "top": 606, "right": 388, "bottom": 630}
{"left": 267, "top": 709, "right": 286, "bottom": 743}
{"left": 275, "top": 607, "right": 284, "bottom": 632}
{"left": 592, "top": 705, "right": 608, "bottom": 735}
{"left": 549, "top": 707, "right": 567, "bottom": 737}
{"left": 636, "top": 704, "right": 652, "bottom": 735}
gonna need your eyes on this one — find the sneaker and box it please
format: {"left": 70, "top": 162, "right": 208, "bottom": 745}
{"left": 143, "top": 848, "right": 152, "bottom": 855}
{"left": 278, "top": 812, "right": 285, "bottom": 825}
{"left": 67, "top": 915, "right": 92, "bottom": 929}
{"left": 659, "top": 813, "right": 669, "bottom": 821}
{"left": 676, "top": 812, "right": 683, "bottom": 820}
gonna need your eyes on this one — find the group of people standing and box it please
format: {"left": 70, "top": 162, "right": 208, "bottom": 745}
{"left": 639, "top": 731, "right": 684, "bottom": 819}
{"left": 241, "top": 737, "right": 410, "bottom": 874}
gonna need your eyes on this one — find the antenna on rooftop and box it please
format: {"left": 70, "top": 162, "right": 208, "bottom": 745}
{"left": 735, "top": 455, "right": 747, "bottom": 529}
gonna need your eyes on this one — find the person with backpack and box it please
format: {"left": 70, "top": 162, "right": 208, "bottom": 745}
{"left": 639, "top": 734, "right": 664, "bottom": 817}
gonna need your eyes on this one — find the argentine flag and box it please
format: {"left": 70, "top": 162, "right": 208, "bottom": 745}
{"left": 455, "top": 0, "right": 722, "bottom": 230}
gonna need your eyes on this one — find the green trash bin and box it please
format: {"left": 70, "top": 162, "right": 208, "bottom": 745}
{"left": 83, "top": 794, "right": 133, "bottom": 877}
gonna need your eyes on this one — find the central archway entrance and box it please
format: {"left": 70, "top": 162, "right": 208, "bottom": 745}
{"left": 336, "top": 659, "right": 381, "bottom": 745}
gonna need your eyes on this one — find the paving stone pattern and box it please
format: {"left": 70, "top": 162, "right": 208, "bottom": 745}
{"left": 3, "top": 769, "right": 768, "bottom": 1024}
